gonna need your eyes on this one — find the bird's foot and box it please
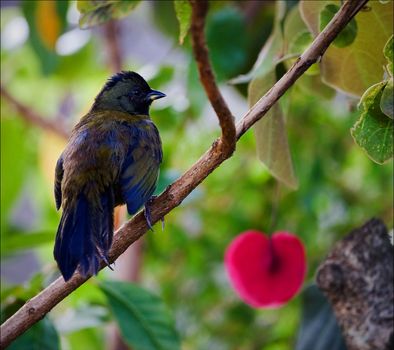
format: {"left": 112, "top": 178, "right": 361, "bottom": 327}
{"left": 144, "top": 198, "right": 155, "bottom": 231}
{"left": 144, "top": 196, "right": 165, "bottom": 231}
{"left": 101, "top": 254, "right": 114, "bottom": 271}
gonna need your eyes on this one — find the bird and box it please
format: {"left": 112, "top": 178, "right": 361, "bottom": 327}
{"left": 54, "top": 71, "right": 165, "bottom": 281}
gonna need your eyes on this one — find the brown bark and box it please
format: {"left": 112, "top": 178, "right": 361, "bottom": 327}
{"left": 316, "top": 218, "right": 394, "bottom": 350}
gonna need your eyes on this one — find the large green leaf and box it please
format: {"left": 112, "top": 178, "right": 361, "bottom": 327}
{"left": 8, "top": 317, "right": 60, "bottom": 350}
{"left": 300, "top": 0, "right": 393, "bottom": 97}
{"left": 77, "top": 0, "right": 141, "bottom": 29}
{"left": 295, "top": 285, "right": 346, "bottom": 350}
{"left": 249, "top": 70, "right": 298, "bottom": 190}
{"left": 99, "top": 280, "right": 180, "bottom": 350}
{"left": 351, "top": 82, "right": 393, "bottom": 164}
{"left": 173, "top": 0, "right": 191, "bottom": 45}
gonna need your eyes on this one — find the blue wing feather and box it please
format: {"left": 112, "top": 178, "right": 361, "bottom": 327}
{"left": 120, "top": 122, "right": 162, "bottom": 215}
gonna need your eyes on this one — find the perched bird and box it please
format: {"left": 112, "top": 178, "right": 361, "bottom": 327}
{"left": 54, "top": 71, "right": 165, "bottom": 281}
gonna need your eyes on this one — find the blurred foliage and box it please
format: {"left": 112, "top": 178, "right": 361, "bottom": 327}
{"left": 1, "top": 1, "right": 393, "bottom": 350}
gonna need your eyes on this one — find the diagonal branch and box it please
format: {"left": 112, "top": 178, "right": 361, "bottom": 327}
{"left": 0, "top": 0, "right": 369, "bottom": 347}
{"left": 190, "top": 0, "right": 236, "bottom": 156}
{"left": 0, "top": 86, "right": 70, "bottom": 139}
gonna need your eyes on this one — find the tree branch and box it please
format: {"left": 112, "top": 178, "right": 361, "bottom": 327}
{"left": 0, "top": 86, "right": 70, "bottom": 139}
{"left": 0, "top": 0, "right": 369, "bottom": 347}
{"left": 190, "top": 0, "right": 236, "bottom": 156}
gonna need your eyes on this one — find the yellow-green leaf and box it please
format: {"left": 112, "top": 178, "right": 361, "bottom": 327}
{"left": 351, "top": 82, "right": 393, "bottom": 164}
{"left": 173, "top": 0, "right": 191, "bottom": 45}
{"left": 77, "top": 0, "right": 141, "bottom": 29}
{"left": 300, "top": 0, "right": 393, "bottom": 97}
{"left": 249, "top": 70, "right": 299, "bottom": 190}
{"left": 384, "top": 35, "right": 393, "bottom": 76}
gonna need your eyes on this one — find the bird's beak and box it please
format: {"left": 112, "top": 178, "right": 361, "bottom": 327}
{"left": 147, "top": 90, "right": 166, "bottom": 101}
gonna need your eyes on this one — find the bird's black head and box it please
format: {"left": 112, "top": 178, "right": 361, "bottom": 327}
{"left": 92, "top": 71, "right": 166, "bottom": 115}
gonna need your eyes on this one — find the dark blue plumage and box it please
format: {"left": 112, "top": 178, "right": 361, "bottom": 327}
{"left": 54, "top": 71, "right": 165, "bottom": 281}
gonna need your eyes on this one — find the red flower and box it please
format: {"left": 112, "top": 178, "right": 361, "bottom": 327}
{"left": 225, "top": 231, "right": 307, "bottom": 308}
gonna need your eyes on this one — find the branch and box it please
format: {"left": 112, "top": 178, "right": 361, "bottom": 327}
{"left": 0, "top": 0, "right": 369, "bottom": 347}
{"left": 190, "top": 0, "right": 236, "bottom": 156}
{"left": 103, "top": 20, "right": 123, "bottom": 73}
{"left": 0, "top": 86, "right": 69, "bottom": 139}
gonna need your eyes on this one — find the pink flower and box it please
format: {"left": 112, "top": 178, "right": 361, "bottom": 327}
{"left": 225, "top": 231, "right": 307, "bottom": 308}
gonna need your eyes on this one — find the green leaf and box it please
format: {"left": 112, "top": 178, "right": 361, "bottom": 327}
{"left": 320, "top": 4, "right": 357, "bottom": 48}
{"left": 380, "top": 77, "right": 393, "bottom": 118}
{"left": 351, "top": 82, "right": 394, "bottom": 164}
{"left": 77, "top": 0, "right": 141, "bottom": 29}
{"left": 173, "top": 0, "right": 191, "bottom": 44}
{"left": 8, "top": 317, "right": 60, "bottom": 350}
{"left": 206, "top": 7, "right": 247, "bottom": 81}
{"left": 296, "top": 285, "right": 346, "bottom": 350}
{"left": 300, "top": 0, "right": 393, "bottom": 97}
{"left": 99, "top": 280, "right": 180, "bottom": 350}
{"left": 384, "top": 35, "right": 393, "bottom": 75}
{"left": 1, "top": 231, "right": 55, "bottom": 256}
{"left": 248, "top": 70, "right": 298, "bottom": 190}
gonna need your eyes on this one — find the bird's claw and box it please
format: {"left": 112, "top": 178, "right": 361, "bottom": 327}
{"left": 144, "top": 199, "right": 155, "bottom": 231}
{"left": 144, "top": 196, "right": 165, "bottom": 231}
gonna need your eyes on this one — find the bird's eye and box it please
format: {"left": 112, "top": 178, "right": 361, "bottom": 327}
{"left": 133, "top": 89, "right": 141, "bottom": 96}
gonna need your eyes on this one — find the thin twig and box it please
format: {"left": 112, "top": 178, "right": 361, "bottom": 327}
{"left": 103, "top": 20, "right": 122, "bottom": 73}
{"left": 0, "top": 86, "right": 70, "bottom": 139}
{"left": 0, "top": 0, "right": 369, "bottom": 347}
{"left": 190, "top": 0, "right": 236, "bottom": 156}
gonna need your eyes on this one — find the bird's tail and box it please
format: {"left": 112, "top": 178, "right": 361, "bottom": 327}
{"left": 54, "top": 189, "right": 114, "bottom": 281}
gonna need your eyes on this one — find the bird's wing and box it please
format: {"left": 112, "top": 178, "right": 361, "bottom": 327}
{"left": 119, "top": 121, "right": 162, "bottom": 215}
{"left": 54, "top": 153, "right": 64, "bottom": 210}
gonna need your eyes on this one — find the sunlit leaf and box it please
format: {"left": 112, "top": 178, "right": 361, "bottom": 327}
{"left": 8, "top": 317, "right": 60, "bottom": 350}
{"left": 35, "top": 1, "right": 62, "bottom": 50}
{"left": 295, "top": 285, "right": 346, "bottom": 350}
{"left": 173, "top": 0, "right": 191, "bottom": 44}
{"left": 320, "top": 4, "right": 357, "bottom": 48}
{"left": 99, "top": 280, "right": 180, "bottom": 350}
{"left": 249, "top": 70, "right": 298, "bottom": 190}
{"left": 300, "top": 0, "right": 393, "bottom": 97}
{"left": 351, "top": 82, "right": 393, "bottom": 164}
{"left": 380, "top": 78, "right": 393, "bottom": 118}
{"left": 77, "top": 0, "right": 141, "bottom": 29}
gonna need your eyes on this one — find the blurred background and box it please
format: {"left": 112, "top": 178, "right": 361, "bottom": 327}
{"left": 1, "top": 1, "right": 393, "bottom": 349}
